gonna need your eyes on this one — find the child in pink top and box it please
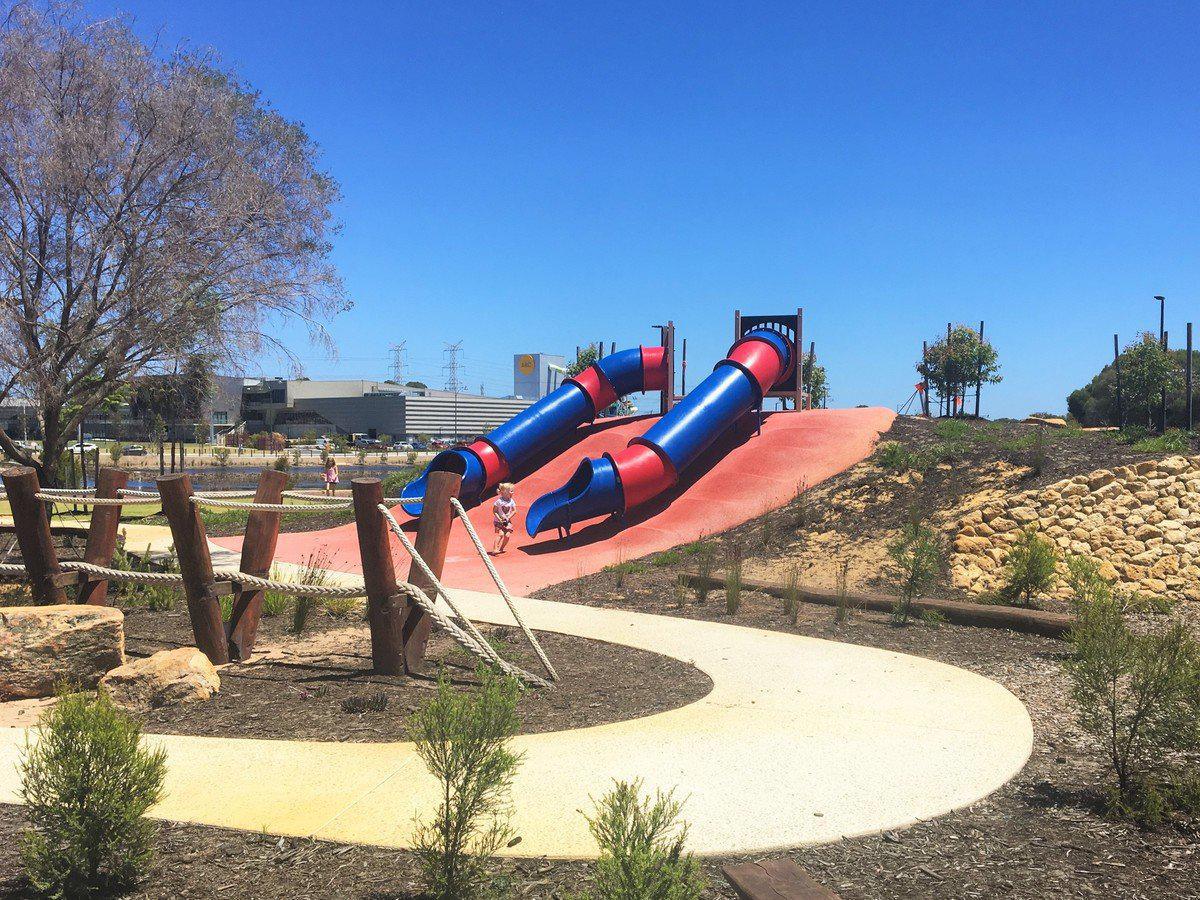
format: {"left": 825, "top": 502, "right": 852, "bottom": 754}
{"left": 491, "top": 483, "right": 516, "bottom": 554}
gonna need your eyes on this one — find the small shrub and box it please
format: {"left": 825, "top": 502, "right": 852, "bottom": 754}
{"left": 608, "top": 556, "right": 644, "bottom": 589}
{"left": 582, "top": 778, "right": 705, "bottom": 900}
{"left": 920, "top": 608, "right": 948, "bottom": 627}
{"left": 410, "top": 667, "right": 524, "bottom": 900}
{"left": 20, "top": 691, "right": 167, "bottom": 897}
{"left": 356, "top": 448, "right": 369, "bottom": 467}
{"left": 1000, "top": 527, "right": 1057, "bottom": 607}
{"left": 887, "top": 520, "right": 944, "bottom": 625}
{"left": 1131, "top": 428, "right": 1191, "bottom": 454}
{"left": 1064, "top": 574, "right": 1200, "bottom": 824}
{"left": 113, "top": 545, "right": 177, "bottom": 611}
{"left": 107, "top": 442, "right": 123, "bottom": 465}
{"left": 212, "top": 445, "right": 231, "bottom": 466}
{"left": 342, "top": 690, "right": 389, "bottom": 713}
{"left": 322, "top": 595, "right": 360, "bottom": 618}
{"left": 724, "top": 545, "right": 743, "bottom": 616}
{"left": 834, "top": 560, "right": 850, "bottom": 624}
{"left": 406, "top": 450, "right": 419, "bottom": 466}
{"left": 792, "top": 477, "right": 813, "bottom": 529}
{"left": 382, "top": 467, "right": 419, "bottom": 498}
{"left": 759, "top": 508, "right": 775, "bottom": 550}
{"left": 673, "top": 574, "right": 688, "bottom": 606}
{"left": 876, "top": 441, "right": 914, "bottom": 472}
{"left": 1027, "top": 427, "right": 1048, "bottom": 476}
{"left": 782, "top": 566, "right": 801, "bottom": 619}
{"left": 272, "top": 454, "right": 290, "bottom": 473}
{"left": 692, "top": 544, "right": 715, "bottom": 603}
{"left": 934, "top": 419, "right": 971, "bottom": 442}
{"left": 261, "top": 590, "right": 291, "bottom": 617}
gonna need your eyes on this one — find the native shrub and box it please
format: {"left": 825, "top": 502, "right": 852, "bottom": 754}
{"left": 19, "top": 691, "right": 167, "bottom": 897}
{"left": 410, "top": 667, "right": 524, "bottom": 900}
{"left": 1064, "top": 570, "right": 1200, "bottom": 823}
{"left": 1000, "top": 527, "right": 1057, "bottom": 607}
{"left": 887, "top": 520, "right": 944, "bottom": 625}
{"left": 583, "top": 778, "right": 705, "bottom": 900}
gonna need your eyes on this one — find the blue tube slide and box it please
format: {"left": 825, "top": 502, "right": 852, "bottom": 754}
{"left": 399, "top": 347, "right": 667, "bottom": 516}
{"left": 526, "top": 328, "right": 792, "bottom": 536}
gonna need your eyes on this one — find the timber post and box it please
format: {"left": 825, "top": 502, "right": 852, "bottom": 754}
{"left": 78, "top": 467, "right": 129, "bottom": 605}
{"left": 404, "top": 470, "right": 462, "bottom": 673}
{"left": 157, "top": 474, "right": 229, "bottom": 664}
{"left": 1, "top": 466, "right": 67, "bottom": 604}
{"left": 226, "top": 468, "right": 288, "bottom": 660}
{"left": 352, "top": 477, "right": 405, "bottom": 675}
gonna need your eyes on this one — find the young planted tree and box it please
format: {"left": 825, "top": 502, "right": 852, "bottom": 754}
{"left": 916, "top": 325, "right": 1001, "bottom": 416}
{"left": 802, "top": 350, "right": 829, "bottom": 408}
{"left": 1000, "top": 527, "right": 1058, "bottom": 607}
{"left": 887, "top": 519, "right": 945, "bottom": 625}
{"left": 1119, "top": 333, "right": 1183, "bottom": 431}
{"left": 0, "top": 4, "right": 346, "bottom": 484}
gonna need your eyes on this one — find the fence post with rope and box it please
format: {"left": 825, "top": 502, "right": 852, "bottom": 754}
{"left": 78, "top": 467, "right": 128, "bottom": 606}
{"left": 1, "top": 466, "right": 67, "bottom": 604}
{"left": 226, "top": 468, "right": 288, "bottom": 660}
{"left": 157, "top": 473, "right": 229, "bottom": 665}
{"left": 352, "top": 477, "right": 406, "bottom": 674}
{"left": 403, "top": 469, "right": 462, "bottom": 673}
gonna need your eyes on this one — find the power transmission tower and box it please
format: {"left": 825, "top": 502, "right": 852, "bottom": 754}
{"left": 389, "top": 342, "right": 407, "bottom": 383}
{"left": 443, "top": 341, "right": 464, "bottom": 439}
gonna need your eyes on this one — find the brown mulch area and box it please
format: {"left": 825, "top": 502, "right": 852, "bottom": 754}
{"left": 119, "top": 606, "right": 711, "bottom": 740}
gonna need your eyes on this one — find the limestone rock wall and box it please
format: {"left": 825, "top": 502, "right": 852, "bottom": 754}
{"left": 950, "top": 455, "right": 1200, "bottom": 601}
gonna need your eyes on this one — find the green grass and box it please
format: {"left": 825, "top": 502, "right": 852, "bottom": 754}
{"left": 1129, "top": 428, "right": 1191, "bottom": 454}
{"left": 933, "top": 419, "right": 972, "bottom": 441}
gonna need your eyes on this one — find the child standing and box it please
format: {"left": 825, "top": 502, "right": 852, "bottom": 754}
{"left": 492, "top": 483, "right": 517, "bottom": 554}
{"left": 322, "top": 457, "right": 339, "bottom": 496}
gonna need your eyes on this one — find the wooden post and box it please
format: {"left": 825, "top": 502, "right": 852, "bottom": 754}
{"left": 352, "top": 477, "right": 406, "bottom": 675}
{"left": 404, "top": 470, "right": 461, "bottom": 673}
{"left": 1187, "top": 323, "right": 1194, "bottom": 431}
{"left": 796, "top": 306, "right": 804, "bottom": 410}
{"left": 945, "top": 322, "right": 952, "bottom": 417}
{"left": 1, "top": 467, "right": 66, "bottom": 604}
{"left": 974, "top": 320, "right": 985, "bottom": 418}
{"left": 157, "top": 474, "right": 228, "bottom": 664}
{"left": 1114, "top": 333, "right": 1123, "bottom": 427}
{"left": 921, "top": 340, "right": 930, "bottom": 416}
{"left": 681, "top": 337, "right": 688, "bottom": 396}
{"left": 226, "top": 468, "right": 288, "bottom": 660}
{"left": 78, "top": 467, "right": 129, "bottom": 605}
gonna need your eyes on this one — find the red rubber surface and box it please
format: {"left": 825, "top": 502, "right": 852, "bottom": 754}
{"left": 215, "top": 407, "right": 895, "bottom": 597}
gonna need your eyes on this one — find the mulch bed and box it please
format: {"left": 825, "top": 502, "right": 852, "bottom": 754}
{"left": 120, "top": 606, "right": 711, "bottom": 740}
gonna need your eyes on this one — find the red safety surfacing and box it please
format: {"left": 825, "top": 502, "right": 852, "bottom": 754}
{"left": 213, "top": 407, "right": 895, "bottom": 596}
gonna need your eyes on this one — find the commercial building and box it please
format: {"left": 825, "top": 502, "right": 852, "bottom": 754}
{"left": 514, "top": 353, "right": 567, "bottom": 400}
{"left": 242, "top": 378, "right": 532, "bottom": 441}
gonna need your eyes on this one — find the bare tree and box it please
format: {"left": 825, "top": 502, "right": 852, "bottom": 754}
{"left": 0, "top": 3, "right": 347, "bottom": 483}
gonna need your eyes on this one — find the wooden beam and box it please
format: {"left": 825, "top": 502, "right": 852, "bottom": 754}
{"left": 1, "top": 466, "right": 66, "bottom": 604}
{"left": 226, "top": 468, "right": 288, "bottom": 660}
{"left": 352, "top": 477, "right": 406, "bottom": 675}
{"left": 157, "top": 474, "right": 228, "bottom": 664}
{"left": 404, "top": 470, "right": 462, "bottom": 673}
{"left": 723, "top": 859, "right": 842, "bottom": 899}
{"left": 78, "top": 467, "right": 128, "bottom": 605}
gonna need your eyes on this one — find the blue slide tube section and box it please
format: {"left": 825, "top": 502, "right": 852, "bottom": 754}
{"left": 525, "top": 328, "right": 791, "bottom": 536}
{"left": 399, "top": 349, "right": 649, "bottom": 516}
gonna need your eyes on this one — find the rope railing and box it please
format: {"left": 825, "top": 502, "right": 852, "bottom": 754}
{"left": 378, "top": 503, "right": 551, "bottom": 688}
{"left": 449, "top": 496, "right": 558, "bottom": 681}
{"left": 190, "top": 495, "right": 349, "bottom": 512}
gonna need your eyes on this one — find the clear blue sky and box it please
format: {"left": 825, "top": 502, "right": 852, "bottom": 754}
{"left": 89, "top": 1, "right": 1200, "bottom": 416}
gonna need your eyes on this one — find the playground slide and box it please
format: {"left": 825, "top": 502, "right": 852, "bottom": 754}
{"left": 525, "top": 328, "right": 792, "bottom": 536}
{"left": 400, "top": 345, "right": 669, "bottom": 516}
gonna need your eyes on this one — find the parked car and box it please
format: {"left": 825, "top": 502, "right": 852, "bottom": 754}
{"left": 69, "top": 442, "right": 98, "bottom": 455}
{"left": 122, "top": 445, "right": 148, "bottom": 456}
{"left": 391, "top": 441, "right": 413, "bottom": 451}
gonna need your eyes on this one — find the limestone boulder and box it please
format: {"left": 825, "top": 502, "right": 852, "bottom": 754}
{"left": 100, "top": 647, "right": 220, "bottom": 710}
{"left": 0, "top": 605, "right": 125, "bottom": 700}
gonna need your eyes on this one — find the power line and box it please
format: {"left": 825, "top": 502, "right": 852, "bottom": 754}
{"left": 389, "top": 342, "right": 407, "bottom": 383}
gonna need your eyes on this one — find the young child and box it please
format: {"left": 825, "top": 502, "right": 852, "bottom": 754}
{"left": 322, "top": 458, "right": 339, "bottom": 496}
{"left": 491, "top": 483, "right": 517, "bottom": 554}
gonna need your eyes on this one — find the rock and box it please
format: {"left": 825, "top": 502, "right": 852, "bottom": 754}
{"left": 1088, "top": 470, "right": 1116, "bottom": 491}
{"left": 100, "top": 647, "right": 219, "bottom": 710}
{"left": 0, "top": 605, "right": 125, "bottom": 700}
{"left": 1009, "top": 506, "right": 1039, "bottom": 523}
{"left": 1158, "top": 456, "right": 1189, "bottom": 476}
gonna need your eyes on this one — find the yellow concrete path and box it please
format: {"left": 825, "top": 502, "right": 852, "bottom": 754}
{"left": 0, "top": 524, "right": 1032, "bottom": 857}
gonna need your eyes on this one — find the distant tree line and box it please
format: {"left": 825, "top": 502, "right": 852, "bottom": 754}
{"left": 1068, "top": 332, "right": 1192, "bottom": 430}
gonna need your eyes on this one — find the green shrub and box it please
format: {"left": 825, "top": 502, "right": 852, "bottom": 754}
{"left": 1131, "top": 428, "right": 1191, "bottom": 454}
{"left": 410, "top": 667, "right": 524, "bottom": 900}
{"left": 382, "top": 467, "right": 419, "bottom": 497}
{"left": 261, "top": 590, "right": 291, "bottom": 617}
{"left": 19, "top": 691, "right": 167, "bottom": 897}
{"left": 724, "top": 545, "right": 743, "bottom": 616}
{"left": 1000, "top": 527, "right": 1057, "bottom": 607}
{"left": 782, "top": 566, "right": 801, "bottom": 619}
{"left": 582, "top": 778, "right": 705, "bottom": 900}
{"left": 112, "top": 545, "right": 177, "bottom": 612}
{"left": 934, "top": 419, "right": 971, "bottom": 441}
{"left": 920, "top": 608, "right": 949, "bottom": 627}
{"left": 887, "top": 520, "right": 944, "bottom": 625}
{"left": 608, "top": 558, "right": 645, "bottom": 589}
{"left": 1064, "top": 573, "right": 1200, "bottom": 824}
{"left": 212, "top": 445, "right": 231, "bottom": 466}
{"left": 876, "top": 441, "right": 915, "bottom": 472}
{"left": 692, "top": 544, "right": 715, "bottom": 604}
{"left": 272, "top": 453, "right": 290, "bottom": 473}
{"left": 834, "top": 559, "right": 851, "bottom": 624}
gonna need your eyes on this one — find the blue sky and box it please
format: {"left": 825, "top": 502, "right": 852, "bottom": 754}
{"left": 90, "top": 1, "right": 1200, "bottom": 416}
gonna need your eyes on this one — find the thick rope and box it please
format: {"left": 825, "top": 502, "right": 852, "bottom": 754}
{"left": 0, "top": 562, "right": 28, "bottom": 581}
{"left": 35, "top": 493, "right": 135, "bottom": 506}
{"left": 450, "top": 496, "right": 558, "bottom": 681}
{"left": 59, "top": 560, "right": 186, "bottom": 586}
{"left": 190, "top": 496, "right": 348, "bottom": 511}
{"left": 212, "top": 569, "right": 367, "bottom": 598}
{"left": 377, "top": 504, "right": 550, "bottom": 688}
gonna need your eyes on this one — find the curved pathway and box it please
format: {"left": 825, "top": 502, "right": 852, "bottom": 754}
{"left": 0, "top": 577, "right": 1033, "bottom": 858}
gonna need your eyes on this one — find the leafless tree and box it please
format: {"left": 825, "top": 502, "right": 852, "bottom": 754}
{"left": 0, "top": 3, "right": 347, "bottom": 483}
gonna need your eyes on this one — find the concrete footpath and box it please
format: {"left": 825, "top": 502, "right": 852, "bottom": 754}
{"left": 0, "top": 568, "right": 1034, "bottom": 858}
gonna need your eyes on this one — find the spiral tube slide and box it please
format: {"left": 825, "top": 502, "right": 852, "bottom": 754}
{"left": 400, "top": 346, "right": 669, "bottom": 516}
{"left": 525, "top": 328, "right": 793, "bottom": 537}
